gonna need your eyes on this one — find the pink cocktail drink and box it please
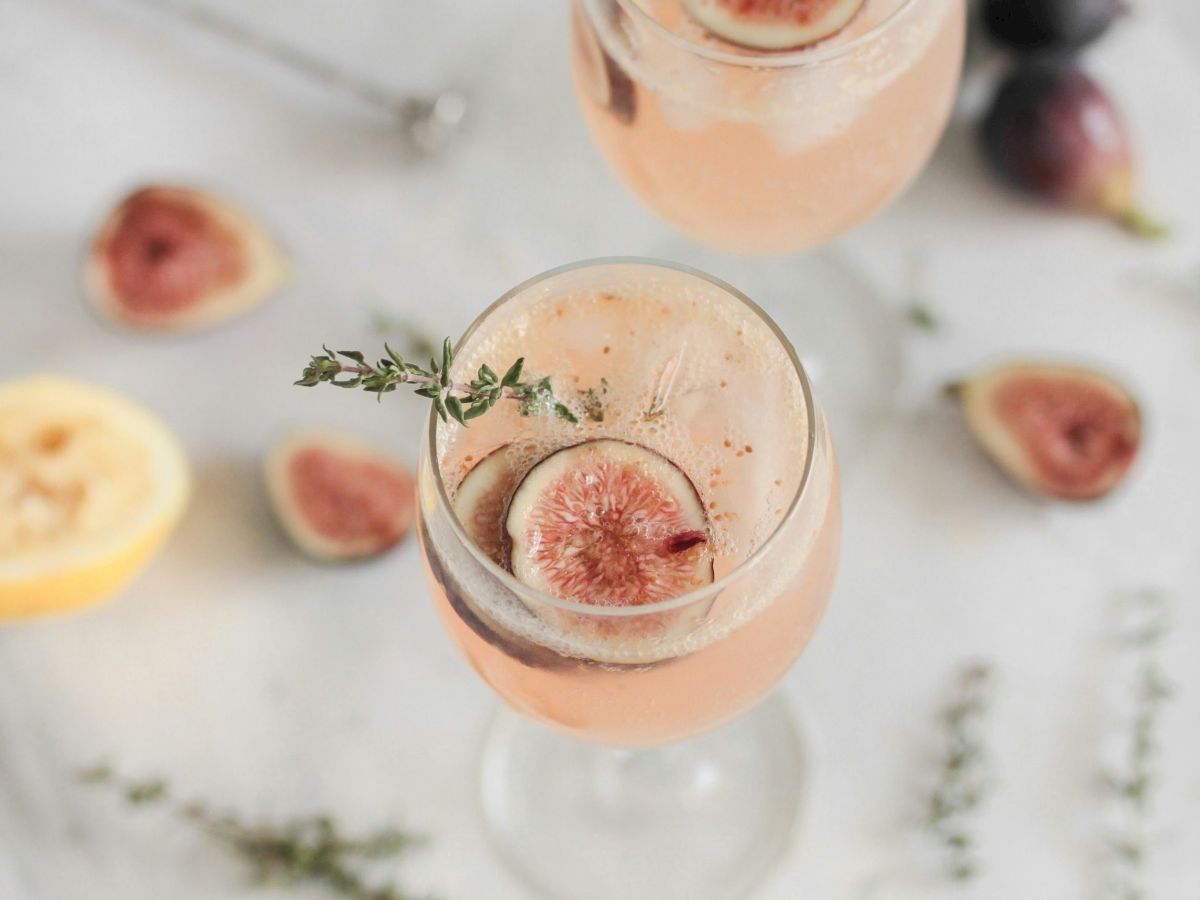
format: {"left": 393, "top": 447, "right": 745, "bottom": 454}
{"left": 417, "top": 259, "right": 840, "bottom": 747}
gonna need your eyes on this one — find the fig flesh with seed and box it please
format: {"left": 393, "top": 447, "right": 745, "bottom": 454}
{"left": 682, "top": 0, "right": 866, "bottom": 50}
{"left": 84, "top": 185, "right": 286, "bottom": 333}
{"left": 468, "top": 439, "right": 717, "bottom": 663}
{"left": 265, "top": 431, "right": 415, "bottom": 562}
{"left": 953, "top": 362, "right": 1140, "bottom": 501}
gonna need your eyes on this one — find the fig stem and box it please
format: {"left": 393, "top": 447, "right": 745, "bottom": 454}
{"left": 1119, "top": 207, "right": 1169, "bottom": 240}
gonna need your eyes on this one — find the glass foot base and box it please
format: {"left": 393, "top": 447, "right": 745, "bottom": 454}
{"left": 650, "top": 241, "right": 904, "bottom": 472}
{"left": 480, "top": 695, "right": 806, "bottom": 900}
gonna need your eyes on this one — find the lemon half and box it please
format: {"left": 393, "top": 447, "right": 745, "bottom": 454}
{"left": 0, "top": 376, "right": 191, "bottom": 619}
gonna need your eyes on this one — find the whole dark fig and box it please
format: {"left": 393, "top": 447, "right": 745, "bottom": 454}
{"left": 982, "top": 0, "right": 1122, "bottom": 55}
{"left": 980, "top": 61, "right": 1163, "bottom": 237}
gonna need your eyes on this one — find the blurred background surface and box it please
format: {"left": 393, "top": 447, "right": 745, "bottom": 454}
{"left": 1, "top": 1, "right": 1199, "bottom": 897}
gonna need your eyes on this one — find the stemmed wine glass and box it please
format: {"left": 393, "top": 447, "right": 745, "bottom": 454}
{"left": 417, "top": 259, "right": 840, "bottom": 899}
{"left": 570, "top": 0, "right": 967, "bottom": 465}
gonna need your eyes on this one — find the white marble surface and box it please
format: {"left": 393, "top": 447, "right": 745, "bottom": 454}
{"left": 2, "top": 1, "right": 1200, "bottom": 898}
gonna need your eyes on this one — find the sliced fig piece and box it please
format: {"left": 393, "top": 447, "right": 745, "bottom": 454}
{"left": 506, "top": 440, "right": 713, "bottom": 604}
{"left": 420, "top": 514, "right": 577, "bottom": 672}
{"left": 265, "top": 431, "right": 415, "bottom": 562}
{"left": 451, "top": 443, "right": 524, "bottom": 566}
{"left": 980, "top": 62, "right": 1164, "bottom": 238}
{"left": 982, "top": 0, "right": 1120, "bottom": 55}
{"left": 681, "top": 0, "right": 866, "bottom": 50}
{"left": 952, "top": 362, "right": 1140, "bottom": 501}
{"left": 502, "top": 440, "right": 715, "bottom": 662}
{"left": 572, "top": 2, "right": 636, "bottom": 124}
{"left": 84, "top": 185, "right": 286, "bottom": 333}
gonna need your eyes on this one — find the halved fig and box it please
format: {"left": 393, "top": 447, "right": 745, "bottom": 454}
{"left": 572, "top": 2, "right": 636, "bottom": 124}
{"left": 451, "top": 443, "right": 524, "bottom": 565}
{"left": 264, "top": 431, "right": 415, "bottom": 562}
{"left": 681, "top": 0, "right": 866, "bottom": 50}
{"left": 952, "top": 362, "right": 1140, "bottom": 501}
{"left": 84, "top": 185, "right": 286, "bottom": 333}
{"left": 502, "top": 440, "right": 714, "bottom": 661}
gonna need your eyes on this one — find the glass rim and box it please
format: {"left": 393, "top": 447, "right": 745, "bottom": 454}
{"left": 426, "top": 257, "right": 820, "bottom": 618}
{"left": 606, "top": 0, "right": 921, "bottom": 69}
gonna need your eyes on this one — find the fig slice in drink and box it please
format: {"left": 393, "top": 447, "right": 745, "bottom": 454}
{"left": 681, "top": 0, "right": 867, "bottom": 50}
{"left": 451, "top": 443, "right": 524, "bottom": 566}
{"left": 501, "top": 439, "right": 715, "bottom": 662}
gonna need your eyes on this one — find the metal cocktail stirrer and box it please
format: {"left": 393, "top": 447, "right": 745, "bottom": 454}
{"left": 127, "top": 0, "right": 467, "bottom": 158}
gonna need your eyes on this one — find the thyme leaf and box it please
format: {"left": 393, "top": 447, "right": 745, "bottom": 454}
{"left": 926, "top": 662, "right": 994, "bottom": 882}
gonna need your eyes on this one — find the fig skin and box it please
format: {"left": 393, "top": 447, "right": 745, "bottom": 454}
{"left": 979, "top": 62, "right": 1164, "bottom": 238}
{"left": 951, "top": 362, "right": 1141, "bottom": 502}
{"left": 264, "top": 431, "right": 415, "bottom": 562}
{"left": 84, "top": 185, "right": 287, "bottom": 333}
{"left": 981, "top": 0, "right": 1121, "bottom": 55}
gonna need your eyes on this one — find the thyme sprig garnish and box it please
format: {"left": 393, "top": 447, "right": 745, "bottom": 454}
{"left": 1101, "top": 589, "right": 1174, "bottom": 900}
{"left": 296, "top": 339, "right": 579, "bottom": 425}
{"left": 79, "top": 763, "right": 430, "bottom": 900}
{"left": 926, "top": 662, "right": 994, "bottom": 882}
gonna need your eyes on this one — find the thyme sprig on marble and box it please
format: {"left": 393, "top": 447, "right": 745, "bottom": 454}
{"left": 926, "top": 662, "right": 995, "bottom": 882}
{"left": 1101, "top": 589, "right": 1174, "bottom": 900}
{"left": 296, "top": 339, "right": 578, "bottom": 425}
{"left": 78, "top": 763, "right": 430, "bottom": 900}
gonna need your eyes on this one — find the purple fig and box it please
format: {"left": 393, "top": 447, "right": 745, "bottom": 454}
{"left": 981, "top": 0, "right": 1122, "bottom": 55}
{"left": 980, "top": 61, "right": 1164, "bottom": 237}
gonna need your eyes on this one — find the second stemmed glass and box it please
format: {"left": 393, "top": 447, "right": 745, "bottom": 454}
{"left": 570, "top": 0, "right": 967, "bottom": 463}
